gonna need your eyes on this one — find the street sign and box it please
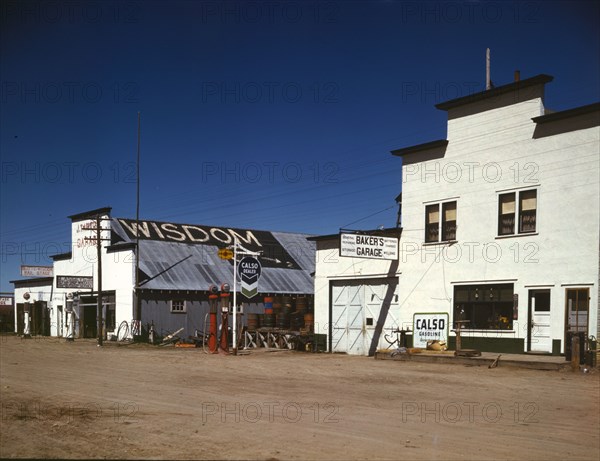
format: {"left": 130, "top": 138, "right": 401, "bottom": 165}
{"left": 237, "top": 256, "right": 261, "bottom": 298}
{"left": 0, "top": 296, "right": 13, "bottom": 306}
{"left": 57, "top": 275, "right": 93, "bottom": 289}
{"left": 21, "top": 265, "right": 54, "bottom": 277}
{"left": 218, "top": 248, "right": 234, "bottom": 260}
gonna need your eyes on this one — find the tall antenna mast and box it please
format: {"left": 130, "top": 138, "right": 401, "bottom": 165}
{"left": 486, "top": 48, "right": 491, "bottom": 90}
{"left": 135, "top": 112, "right": 141, "bottom": 325}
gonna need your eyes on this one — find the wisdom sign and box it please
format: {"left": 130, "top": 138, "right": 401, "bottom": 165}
{"left": 340, "top": 233, "right": 398, "bottom": 260}
{"left": 237, "top": 257, "right": 262, "bottom": 298}
{"left": 413, "top": 313, "right": 449, "bottom": 348}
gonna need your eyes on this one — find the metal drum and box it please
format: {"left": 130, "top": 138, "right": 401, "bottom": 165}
{"left": 247, "top": 313, "right": 259, "bottom": 331}
{"left": 304, "top": 313, "right": 314, "bottom": 331}
{"left": 264, "top": 297, "right": 273, "bottom": 314}
{"left": 295, "top": 296, "right": 308, "bottom": 314}
{"left": 276, "top": 313, "right": 290, "bottom": 329}
{"left": 290, "top": 312, "right": 304, "bottom": 330}
{"left": 282, "top": 295, "right": 293, "bottom": 312}
{"left": 272, "top": 296, "right": 283, "bottom": 315}
{"left": 262, "top": 313, "right": 275, "bottom": 328}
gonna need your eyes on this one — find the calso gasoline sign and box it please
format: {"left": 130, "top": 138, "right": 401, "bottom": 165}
{"left": 412, "top": 313, "right": 449, "bottom": 348}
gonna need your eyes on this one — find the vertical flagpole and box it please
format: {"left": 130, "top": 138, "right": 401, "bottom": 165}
{"left": 232, "top": 236, "right": 238, "bottom": 355}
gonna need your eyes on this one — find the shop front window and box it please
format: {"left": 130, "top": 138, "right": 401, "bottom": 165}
{"left": 454, "top": 284, "right": 514, "bottom": 330}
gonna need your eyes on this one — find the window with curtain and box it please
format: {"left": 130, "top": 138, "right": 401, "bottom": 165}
{"left": 519, "top": 189, "right": 537, "bottom": 233}
{"left": 498, "top": 189, "right": 537, "bottom": 236}
{"left": 425, "top": 204, "right": 440, "bottom": 243}
{"left": 425, "top": 201, "right": 457, "bottom": 243}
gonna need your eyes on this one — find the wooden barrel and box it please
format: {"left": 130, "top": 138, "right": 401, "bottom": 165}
{"left": 304, "top": 313, "right": 314, "bottom": 331}
{"left": 295, "top": 296, "right": 308, "bottom": 309}
{"left": 247, "top": 313, "right": 259, "bottom": 331}
{"left": 276, "top": 313, "right": 290, "bottom": 329}
{"left": 264, "top": 296, "right": 273, "bottom": 313}
{"left": 272, "top": 296, "right": 283, "bottom": 315}
{"left": 282, "top": 295, "right": 293, "bottom": 312}
{"left": 262, "top": 313, "right": 275, "bottom": 328}
{"left": 290, "top": 312, "right": 304, "bottom": 331}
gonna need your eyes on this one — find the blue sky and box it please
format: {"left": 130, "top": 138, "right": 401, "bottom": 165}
{"left": 1, "top": 0, "right": 599, "bottom": 291}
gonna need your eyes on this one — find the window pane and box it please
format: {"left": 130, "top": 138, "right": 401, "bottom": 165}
{"left": 576, "top": 289, "right": 589, "bottom": 311}
{"left": 499, "top": 193, "right": 516, "bottom": 235}
{"left": 519, "top": 190, "right": 537, "bottom": 233}
{"left": 443, "top": 202, "right": 456, "bottom": 221}
{"left": 442, "top": 201, "right": 457, "bottom": 241}
{"left": 171, "top": 300, "right": 186, "bottom": 312}
{"left": 453, "top": 284, "right": 514, "bottom": 329}
{"left": 454, "top": 286, "right": 469, "bottom": 302}
{"left": 533, "top": 291, "right": 550, "bottom": 311}
{"left": 500, "top": 194, "right": 516, "bottom": 213}
{"left": 427, "top": 205, "right": 439, "bottom": 224}
{"left": 425, "top": 204, "right": 439, "bottom": 242}
{"left": 520, "top": 190, "right": 537, "bottom": 210}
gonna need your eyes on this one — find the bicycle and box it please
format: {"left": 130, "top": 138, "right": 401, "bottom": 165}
{"left": 384, "top": 327, "right": 411, "bottom": 356}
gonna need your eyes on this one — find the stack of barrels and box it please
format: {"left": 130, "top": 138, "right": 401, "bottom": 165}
{"left": 275, "top": 296, "right": 293, "bottom": 329}
{"left": 251, "top": 295, "right": 314, "bottom": 331}
{"left": 287, "top": 296, "right": 312, "bottom": 332}
{"left": 262, "top": 296, "right": 275, "bottom": 328}
{"left": 246, "top": 312, "right": 259, "bottom": 331}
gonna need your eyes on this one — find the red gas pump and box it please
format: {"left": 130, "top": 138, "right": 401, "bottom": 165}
{"left": 219, "top": 283, "right": 230, "bottom": 353}
{"left": 208, "top": 285, "right": 219, "bottom": 353}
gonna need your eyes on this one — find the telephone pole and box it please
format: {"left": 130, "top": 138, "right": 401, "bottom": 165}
{"left": 85, "top": 213, "right": 111, "bottom": 346}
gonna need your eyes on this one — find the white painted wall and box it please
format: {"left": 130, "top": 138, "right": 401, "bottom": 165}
{"left": 400, "top": 98, "right": 599, "bottom": 351}
{"left": 103, "top": 246, "right": 135, "bottom": 336}
{"left": 313, "top": 238, "right": 402, "bottom": 352}
{"left": 16, "top": 214, "right": 136, "bottom": 338}
{"left": 314, "top": 88, "right": 599, "bottom": 354}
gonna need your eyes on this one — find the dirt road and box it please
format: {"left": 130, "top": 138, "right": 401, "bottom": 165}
{"left": 0, "top": 336, "right": 598, "bottom": 460}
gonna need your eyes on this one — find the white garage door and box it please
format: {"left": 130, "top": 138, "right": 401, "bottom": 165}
{"left": 331, "top": 278, "right": 399, "bottom": 356}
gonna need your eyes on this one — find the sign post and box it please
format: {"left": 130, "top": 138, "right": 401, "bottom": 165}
{"left": 237, "top": 257, "right": 262, "bottom": 298}
{"left": 227, "top": 238, "right": 261, "bottom": 355}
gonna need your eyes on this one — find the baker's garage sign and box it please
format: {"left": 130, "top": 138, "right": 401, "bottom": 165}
{"left": 339, "top": 233, "right": 398, "bottom": 260}
{"left": 413, "top": 313, "right": 449, "bottom": 348}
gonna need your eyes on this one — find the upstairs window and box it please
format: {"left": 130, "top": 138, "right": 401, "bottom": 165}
{"left": 519, "top": 190, "right": 537, "bottom": 233}
{"left": 425, "top": 204, "right": 439, "bottom": 243}
{"left": 442, "top": 202, "right": 457, "bottom": 241}
{"left": 498, "top": 189, "right": 537, "bottom": 236}
{"left": 425, "top": 201, "right": 457, "bottom": 243}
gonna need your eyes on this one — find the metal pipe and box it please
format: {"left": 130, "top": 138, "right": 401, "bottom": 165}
{"left": 233, "top": 236, "right": 238, "bottom": 355}
{"left": 486, "top": 48, "right": 491, "bottom": 90}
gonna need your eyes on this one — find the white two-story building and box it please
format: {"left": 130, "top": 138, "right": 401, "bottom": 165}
{"left": 313, "top": 73, "right": 599, "bottom": 355}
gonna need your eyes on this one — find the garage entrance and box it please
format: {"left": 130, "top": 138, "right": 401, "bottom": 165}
{"left": 330, "top": 278, "right": 399, "bottom": 356}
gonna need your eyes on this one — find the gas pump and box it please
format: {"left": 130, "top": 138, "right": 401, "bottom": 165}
{"left": 219, "top": 283, "right": 230, "bottom": 353}
{"left": 23, "top": 292, "right": 31, "bottom": 338}
{"left": 65, "top": 293, "right": 75, "bottom": 342}
{"left": 208, "top": 285, "right": 219, "bottom": 353}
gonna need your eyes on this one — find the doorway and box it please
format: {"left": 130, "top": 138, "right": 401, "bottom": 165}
{"left": 527, "top": 289, "right": 551, "bottom": 353}
{"left": 565, "top": 288, "right": 589, "bottom": 351}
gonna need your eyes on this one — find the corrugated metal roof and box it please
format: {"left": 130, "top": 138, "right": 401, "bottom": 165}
{"left": 110, "top": 218, "right": 315, "bottom": 294}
